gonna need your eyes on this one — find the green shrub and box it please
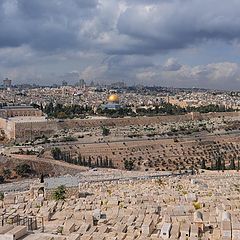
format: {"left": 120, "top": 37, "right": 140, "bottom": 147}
{"left": 16, "top": 164, "right": 32, "bottom": 177}
{"left": 52, "top": 185, "right": 66, "bottom": 201}
{"left": 0, "top": 192, "right": 4, "bottom": 201}
{"left": 0, "top": 176, "right": 4, "bottom": 184}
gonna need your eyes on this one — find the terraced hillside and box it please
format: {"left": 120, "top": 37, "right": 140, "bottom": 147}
{"left": 43, "top": 133, "right": 240, "bottom": 172}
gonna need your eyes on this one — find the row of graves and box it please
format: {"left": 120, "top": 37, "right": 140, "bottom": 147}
{"left": 0, "top": 173, "right": 240, "bottom": 239}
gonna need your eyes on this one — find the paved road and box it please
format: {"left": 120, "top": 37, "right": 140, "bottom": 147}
{"left": 0, "top": 171, "right": 191, "bottom": 193}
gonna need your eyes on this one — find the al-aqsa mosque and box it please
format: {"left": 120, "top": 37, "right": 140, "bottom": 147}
{"left": 101, "top": 94, "right": 122, "bottom": 110}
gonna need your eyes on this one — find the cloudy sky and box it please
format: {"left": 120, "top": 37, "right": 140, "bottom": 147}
{"left": 1, "top": 0, "right": 240, "bottom": 89}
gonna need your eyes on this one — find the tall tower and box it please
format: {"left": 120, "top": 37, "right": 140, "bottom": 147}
{"left": 167, "top": 93, "right": 170, "bottom": 104}
{"left": 3, "top": 78, "right": 12, "bottom": 88}
{"left": 78, "top": 79, "right": 86, "bottom": 89}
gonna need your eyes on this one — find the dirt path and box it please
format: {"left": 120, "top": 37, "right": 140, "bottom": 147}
{"left": 9, "top": 154, "right": 88, "bottom": 171}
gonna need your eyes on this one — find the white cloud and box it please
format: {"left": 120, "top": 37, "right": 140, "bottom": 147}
{"left": 136, "top": 61, "right": 240, "bottom": 89}
{"left": 163, "top": 58, "right": 182, "bottom": 71}
{"left": 80, "top": 65, "right": 108, "bottom": 80}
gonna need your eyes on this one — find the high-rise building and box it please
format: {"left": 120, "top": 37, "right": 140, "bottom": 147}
{"left": 62, "top": 80, "right": 68, "bottom": 86}
{"left": 110, "top": 81, "right": 126, "bottom": 88}
{"left": 3, "top": 78, "right": 12, "bottom": 88}
{"left": 78, "top": 79, "right": 86, "bottom": 88}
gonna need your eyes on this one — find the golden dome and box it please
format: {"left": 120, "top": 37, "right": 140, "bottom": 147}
{"left": 108, "top": 94, "right": 119, "bottom": 103}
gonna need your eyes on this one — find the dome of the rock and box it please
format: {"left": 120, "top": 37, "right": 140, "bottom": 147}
{"left": 108, "top": 94, "right": 119, "bottom": 103}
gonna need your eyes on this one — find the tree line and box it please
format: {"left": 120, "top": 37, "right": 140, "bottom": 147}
{"left": 201, "top": 155, "right": 240, "bottom": 171}
{"left": 32, "top": 101, "right": 236, "bottom": 119}
{"left": 0, "top": 163, "right": 33, "bottom": 184}
{"left": 51, "top": 147, "right": 114, "bottom": 168}
{"left": 43, "top": 102, "right": 93, "bottom": 119}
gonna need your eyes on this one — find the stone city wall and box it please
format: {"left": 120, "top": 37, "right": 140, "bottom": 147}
{"left": 0, "top": 118, "right": 15, "bottom": 139}
{"left": 202, "top": 111, "right": 240, "bottom": 119}
{"left": 14, "top": 121, "right": 58, "bottom": 142}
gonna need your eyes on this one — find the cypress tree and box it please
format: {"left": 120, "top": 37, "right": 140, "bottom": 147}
{"left": 83, "top": 156, "right": 86, "bottom": 166}
{"left": 109, "top": 159, "right": 114, "bottom": 168}
{"left": 96, "top": 157, "right": 99, "bottom": 167}
{"left": 222, "top": 158, "right": 225, "bottom": 172}
{"left": 73, "top": 158, "right": 78, "bottom": 165}
{"left": 78, "top": 154, "right": 82, "bottom": 165}
{"left": 230, "top": 158, "right": 236, "bottom": 170}
{"left": 105, "top": 156, "right": 109, "bottom": 167}
{"left": 211, "top": 158, "right": 214, "bottom": 170}
{"left": 215, "top": 158, "right": 218, "bottom": 170}
{"left": 217, "top": 156, "right": 222, "bottom": 171}
{"left": 237, "top": 157, "right": 240, "bottom": 172}
{"left": 88, "top": 157, "right": 92, "bottom": 167}
{"left": 201, "top": 159, "right": 206, "bottom": 169}
{"left": 61, "top": 152, "right": 65, "bottom": 161}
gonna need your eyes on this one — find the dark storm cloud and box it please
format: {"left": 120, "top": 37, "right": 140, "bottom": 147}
{"left": 75, "top": 0, "right": 99, "bottom": 9}
{"left": 123, "top": 0, "right": 172, "bottom": 4}
{"left": 1, "top": 0, "right": 240, "bottom": 54}
{"left": 1, "top": 0, "right": 240, "bottom": 89}
{"left": 0, "top": 0, "right": 98, "bottom": 51}
{"left": 115, "top": 0, "right": 240, "bottom": 55}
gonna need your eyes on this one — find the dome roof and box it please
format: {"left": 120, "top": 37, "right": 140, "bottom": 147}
{"left": 108, "top": 94, "right": 119, "bottom": 102}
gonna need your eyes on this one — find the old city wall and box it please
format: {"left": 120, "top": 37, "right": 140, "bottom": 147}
{"left": 14, "top": 121, "right": 58, "bottom": 141}
{"left": 0, "top": 118, "right": 15, "bottom": 139}
{"left": 201, "top": 111, "right": 240, "bottom": 119}
{"left": 0, "top": 118, "right": 8, "bottom": 131}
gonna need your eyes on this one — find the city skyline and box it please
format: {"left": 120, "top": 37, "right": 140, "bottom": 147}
{"left": 1, "top": 0, "right": 240, "bottom": 89}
